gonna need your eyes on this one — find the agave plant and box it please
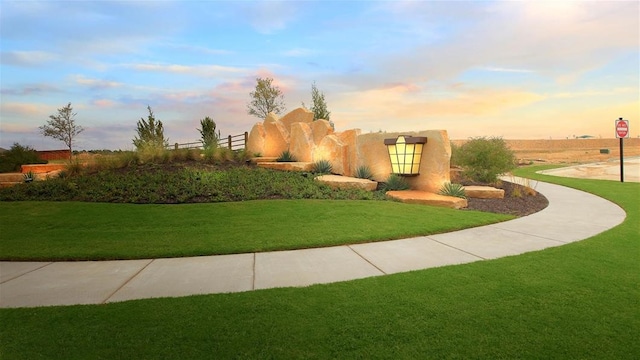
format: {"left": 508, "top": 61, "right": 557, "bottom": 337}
{"left": 384, "top": 174, "right": 410, "bottom": 191}
{"left": 355, "top": 165, "right": 374, "bottom": 180}
{"left": 438, "top": 182, "right": 466, "bottom": 199}
{"left": 312, "top": 159, "right": 332, "bottom": 174}
{"left": 276, "top": 150, "right": 296, "bottom": 162}
{"left": 22, "top": 171, "right": 35, "bottom": 183}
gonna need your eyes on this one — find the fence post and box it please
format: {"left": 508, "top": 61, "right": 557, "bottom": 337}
{"left": 244, "top": 132, "right": 248, "bottom": 149}
{"left": 174, "top": 143, "right": 179, "bottom": 150}
{"left": 228, "top": 135, "right": 232, "bottom": 149}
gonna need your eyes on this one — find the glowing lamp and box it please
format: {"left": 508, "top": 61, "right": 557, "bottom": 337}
{"left": 384, "top": 135, "right": 428, "bottom": 176}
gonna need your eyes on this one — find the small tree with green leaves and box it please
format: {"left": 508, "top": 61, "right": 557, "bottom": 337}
{"left": 247, "top": 77, "right": 286, "bottom": 119}
{"left": 0, "top": 143, "right": 47, "bottom": 173}
{"left": 457, "top": 136, "right": 516, "bottom": 184}
{"left": 133, "top": 106, "right": 168, "bottom": 150}
{"left": 309, "top": 82, "right": 330, "bottom": 121}
{"left": 198, "top": 116, "right": 219, "bottom": 149}
{"left": 40, "top": 102, "right": 84, "bottom": 154}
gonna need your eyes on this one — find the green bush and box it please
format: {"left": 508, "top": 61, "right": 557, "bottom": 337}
{"left": 438, "top": 182, "right": 466, "bottom": 199}
{"left": 312, "top": 160, "right": 332, "bottom": 174}
{"left": 277, "top": 150, "right": 296, "bottom": 162}
{"left": 355, "top": 165, "right": 374, "bottom": 180}
{"left": 0, "top": 143, "right": 47, "bottom": 173}
{"left": 450, "top": 142, "right": 462, "bottom": 167}
{"left": 457, "top": 137, "right": 516, "bottom": 184}
{"left": 0, "top": 165, "right": 388, "bottom": 203}
{"left": 384, "top": 174, "right": 410, "bottom": 191}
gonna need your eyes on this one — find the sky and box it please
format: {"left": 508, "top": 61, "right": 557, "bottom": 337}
{"left": 1, "top": 0, "right": 639, "bottom": 151}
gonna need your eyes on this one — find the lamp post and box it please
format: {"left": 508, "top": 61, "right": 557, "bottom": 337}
{"left": 384, "top": 135, "right": 428, "bottom": 176}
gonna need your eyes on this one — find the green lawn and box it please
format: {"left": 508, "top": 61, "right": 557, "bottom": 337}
{"left": 1, "top": 166, "right": 639, "bottom": 359}
{"left": 0, "top": 200, "right": 510, "bottom": 261}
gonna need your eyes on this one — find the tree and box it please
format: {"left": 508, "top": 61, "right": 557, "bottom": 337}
{"left": 133, "top": 106, "right": 168, "bottom": 150}
{"left": 0, "top": 143, "right": 47, "bottom": 173}
{"left": 309, "top": 81, "right": 331, "bottom": 121}
{"left": 40, "top": 102, "right": 84, "bottom": 154}
{"left": 198, "top": 116, "right": 219, "bottom": 149}
{"left": 247, "top": 77, "right": 286, "bottom": 119}
{"left": 457, "top": 137, "right": 516, "bottom": 184}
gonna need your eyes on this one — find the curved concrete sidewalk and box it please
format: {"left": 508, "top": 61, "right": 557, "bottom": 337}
{"left": 0, "top": 178, "right": 626, "bottom": 308}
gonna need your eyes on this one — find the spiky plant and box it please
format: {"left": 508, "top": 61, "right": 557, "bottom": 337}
{"left": 355, "top": 165, "right": 374, "bottom": 180}
{"left": 312, "top": 159, "right": 332, "bottom": 174}
{"left": 384, "top": 174, "right": 410, "bottom": 191}
{"left": 277, "top": 150, "right": 296, "bottom": 162}
{"left": 438, "top": 182, "right": 467, "bottom": 199}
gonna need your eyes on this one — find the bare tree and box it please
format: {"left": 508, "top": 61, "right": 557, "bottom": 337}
{"left": 247, "top": 77, "right": 286, "bottom": 119}
{"left": 40, "top": 102, "right": 84, "bottom": 154}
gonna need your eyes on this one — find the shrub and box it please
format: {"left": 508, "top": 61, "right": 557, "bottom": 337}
{"left": 312, "top": 160, "right": 332, "bottom": 174}
{"left": 438, "top": 182, "right": 466, "bottom": 199}
{"left": 65, "top": 158, "right": 83, "bottom": 177}
{"left": 450, "top": 142, "right": 462, "bottom": 167}
{"left": 0, "top": 143, "right": 47, "bottom": 173}
{"left": 457, "top": 137, "right": 516, "bottom": 184}
{"left": 355, "top": 165, "right": 374, "bottom": 180}
{"left": 277, "top": 150, "right": 296, "bottom": 162}
{"left": 384, "top": 174, "right": 410, "bottom": 191}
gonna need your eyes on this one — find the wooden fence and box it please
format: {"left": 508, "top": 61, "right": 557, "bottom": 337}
{"left": 169, "top": 132, "right": 248, "bottom": 151}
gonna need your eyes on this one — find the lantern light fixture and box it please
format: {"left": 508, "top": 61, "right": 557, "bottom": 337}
{"left": 384, "top": 135, "right": 428, "bottom": 176}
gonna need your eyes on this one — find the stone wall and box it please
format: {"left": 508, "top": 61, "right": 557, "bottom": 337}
{"left": 355, "top": 131, "right": 451, "bottom": 193}
{"left": 247, "top": 108, "right": 451, "bottom": 193}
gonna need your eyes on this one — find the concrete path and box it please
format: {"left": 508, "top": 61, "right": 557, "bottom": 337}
{"left": 0, "top": 177, "right": 626, "bottom": 308}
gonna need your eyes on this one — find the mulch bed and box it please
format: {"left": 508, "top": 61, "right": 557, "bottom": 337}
{"left": 463, "top": 181, "right": 549, "bottom": 217}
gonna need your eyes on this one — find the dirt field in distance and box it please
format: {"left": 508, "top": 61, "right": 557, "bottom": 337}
{"left": 451, "top": 138, "right": 640, "bottom": 165}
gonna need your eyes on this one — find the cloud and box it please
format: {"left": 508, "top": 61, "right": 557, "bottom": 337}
{"left": 282, "top": 48, "right": 317, "bottom": 57}
{"left": 1, "top": 84, "right": 61, "bottom": 96}
{"left": 0, "top": 102, "right": 48, "bottom": 116}
{"left": 243, "top": 0, "right": 299, "bottom": 34}
{"left": 332, "top": 85, "right": 545, "bottom": 132}
{"left": 0, "top": 51, "right": 59, "bottom": 67}
{"left": 72, "top": 75, "right": 123, "bottom": 90}
{"left": 128, "top": 63, "right": 247, "bottom": 78}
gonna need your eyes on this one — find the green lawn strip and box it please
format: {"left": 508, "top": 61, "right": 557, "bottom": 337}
{"left": 0, "top": 200, "right": 510, "bottom": 261}
{"left": 1, "top": 168, "right": 638, "bottom": 358}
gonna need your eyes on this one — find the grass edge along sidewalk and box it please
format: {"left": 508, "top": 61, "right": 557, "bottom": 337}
{"left": 0, "top": 200, "right": 511, "bottom": 261}
{"left": 1, "top": 166, "right": 639, "bottom": 359}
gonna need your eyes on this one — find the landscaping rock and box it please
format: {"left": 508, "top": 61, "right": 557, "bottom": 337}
{"left": 463, "top": 186, "right": 505, "bottom": 199}
{"left": 289, "top": 122, "right": 314, "bottom": 162}
{"left": 386, "top": 190, "right": 468, "bottom": 209}
{"left": 315, "top": 174, "right": 377, "bottom": 191}
{"left": 256, "top": 162, "right": 314, "bottom": 172}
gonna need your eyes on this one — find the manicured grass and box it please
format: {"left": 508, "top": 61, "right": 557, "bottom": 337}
{"left": 1, "top": 167, "right": 638, "bottom": 358}
{"left": 0, "top": 200, "right": 510, "bottom": 261}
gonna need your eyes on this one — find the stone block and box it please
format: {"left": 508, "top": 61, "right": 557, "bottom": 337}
{"left": 289, "top": 122, "right": 314, "bottom": 162}
{"left": 246, "top": 122, "right": 266, "bottom": 156}
{"left": 337, "top": 129, "right": 360, "bottom": 177}
{"left": 256, "top": 162, "right": 314, "bottom": 172}
{"left": 280, "top": 108, "right": 313, "bottom": 133}
{"left": 386, "top": 190, "right": 467, "bottom": 209}
{"left": 312, "top": 120, "right": 334, "bottom": 145}
{"left": 463, "top": 186, "right": 505, "bottom": 199}
{"left": 263, "top": 118, "right": 290, "bottom": 157}
{"left": 315, "top": 175, "right": 378, "bottom": 191}
{"left": 315, "top": 135, "right": 347, "bottom": 175}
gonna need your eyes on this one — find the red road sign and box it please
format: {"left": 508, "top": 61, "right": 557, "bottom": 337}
{"left": 616, "top": 119, "right": 629, "bottom": 138}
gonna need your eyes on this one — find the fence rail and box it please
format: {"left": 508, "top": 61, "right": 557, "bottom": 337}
{"left": 169, "top": 132, "right": 248, "bottom": 151}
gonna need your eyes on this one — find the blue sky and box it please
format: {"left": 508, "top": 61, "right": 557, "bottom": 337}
{"left": 1, "top": 0, "right": 638, "bottom": 151}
